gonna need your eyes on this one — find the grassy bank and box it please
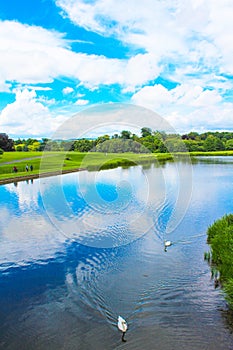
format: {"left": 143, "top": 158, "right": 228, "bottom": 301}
{"left": 0, "top": 151, "right": 174, "bottom": 184}
{"left": 206, "top": 214, "right": 233, "bottom": 309}
{"left": 1, "top": 149, "right": 233, "bottom": 184}
{"left": 190, "top": 150, "right": 233, "bottom": 157}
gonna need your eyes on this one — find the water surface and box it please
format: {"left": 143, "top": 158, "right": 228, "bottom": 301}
{"left": 1, "top": 158, "right": 233, "bottom": 349}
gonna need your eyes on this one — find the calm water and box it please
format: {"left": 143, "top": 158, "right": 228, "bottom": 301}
{"left": 1, "top": 157, "right": 233, "bottom": 349}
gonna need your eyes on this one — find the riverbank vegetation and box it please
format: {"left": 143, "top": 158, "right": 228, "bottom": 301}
{"left": 206, "top": 214, "right": 233, "bottom": 308}
{"left": 2, "top": 128, "right": 233, "bottom": 183}
{"left": 0, "top": 151, "right": 174, "bottom": 183}
{"left": 2, "top": 129, "right": 233, "bottom": 154}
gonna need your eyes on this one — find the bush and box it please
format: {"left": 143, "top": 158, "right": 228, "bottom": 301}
{"left": 207, "top": 214, "right": 233, "bottom": 308}
{"left": 0, "top": 148, "right": 3, "bottom": 155}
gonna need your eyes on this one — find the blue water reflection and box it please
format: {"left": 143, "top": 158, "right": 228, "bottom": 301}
{"left": 1, "top": 160, "right": 233, "bottom": 349}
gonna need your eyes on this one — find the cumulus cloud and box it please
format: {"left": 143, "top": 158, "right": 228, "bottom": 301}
{"left": 56, "top": 0, "right": 233, "bottom": 73}
{"left": 75, "top": 99, "right": 89, "bottom": 106}
{"left": 131, "top": 83, "right": 231, "bottom": 132}
{"left": 62, "top": 86, "right": 74, "bottom": 94}
{"left": 166, "top": 103, "right": 233, "bottom": 133}
{"left": 0, "top": 20, "right": 161, "bottom": 93}
{"left": 0, "top": 89, "right": 67, "bottom": 137}
{"left": 0, "top": 20, "right": 67, "bottom": 86}
{"left": 132, "top": 83, "right": 223, "bottom": 109}
{"left": 0, "top": 0, "right": 232, "bottom": 135}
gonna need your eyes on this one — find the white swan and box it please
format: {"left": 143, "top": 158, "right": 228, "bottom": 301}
{"left": 118, "top": 316, "right": 127, "bottom": 342}
{"left": 164, "top": 240, "right": 172, "bottom": 252}
{"left": 164, "top": 240, "right": 172, "bottom": 247}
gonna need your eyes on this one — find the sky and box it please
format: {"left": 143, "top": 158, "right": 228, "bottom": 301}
{"left": 0, "top": 0, "right": 232, "bottom": 138}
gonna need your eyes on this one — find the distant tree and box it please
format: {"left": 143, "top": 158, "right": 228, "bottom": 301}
{"left": 111, "top": 133, "right": 119, "bottom": 139}
{"left": 45, "top": 140, "right": 61, "bottom": 151}
{"left": 141, "top": 127, "right": 152, "bottom": 138}
{"left": 203, "top": 135, "right": 215, "bottom": 151}
{"left": 25, "top": 138, "right": 38, "bottom": 146}
{"left": 40, "top": 138, "right": 50, "bottom": 151}
{"left": 15, "top": 144, "right": 23, "bottom": 151}
{"left": 183, "top": 140, "right": 205, "bottom": 152}
{"left": 27, "top": 141, "right": 41, "bottom": 152}
{"left": 0, "top": 133, "right": 14, "bottom": 151}
{"left": 95, "top": 139, "right": 148, "bottom": 153}
{"left": 188, "top": 132, "right": 200, "bottom": 140}
{"left": 131, "top": 133, "right": 140, "bottom": 142}
{"left": 225, "top": 139, "right": 233, "bottom": 150}
{"left": 14, "top": 138, "right": 23, "bottom": 145}
{"left": 204, "top": 135, "right": 225, "bottom": 151}
{"left": 140, "top": 135, "right": 162, "bottom": 153}
{"left": 215, "top": 138, "right": 225, "bottom": 151}
{"left": 164, "top": 138, "right": 187, "bottom": 152}
{"left": 74, "top": 139, "right": 94, "bottom": 152}
{"left": 60, "top": 140, "right": 75, "bottom": 151}
{"left": 120, "top": 130, "right": 131, "bottom": 139}
{"left": 96, "top": 135, "right": 110, "bottom": 144}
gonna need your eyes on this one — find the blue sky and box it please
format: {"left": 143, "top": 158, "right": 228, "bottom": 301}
{"left": 0, "top": 0, "right": 232, "bottom": 138}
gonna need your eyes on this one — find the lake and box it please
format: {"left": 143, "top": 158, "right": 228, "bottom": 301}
{"left": 1, "top": 157, "right": 233, "bottom": 349}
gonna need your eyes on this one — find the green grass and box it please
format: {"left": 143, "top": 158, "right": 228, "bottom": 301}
{"left": 0, "top": 151, "right": 175, "bottom": 182}
{"left": 207, "top": 214, "right": 233, "bottom": 309}
{"left": 1, "top": 149, "right": 232, "bottom": 183}
{"left": 0, "top": 151, "right": 43, "bottom": 163}
{"left": 190, "top": 150, "right": 233, "bottom": 156}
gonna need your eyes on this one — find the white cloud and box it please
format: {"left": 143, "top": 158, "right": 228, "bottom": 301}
{"left": 0, "top": 89, "right": 67, "bottom": 137}
{"left": 0, "top": 1, "right": 232, "bottom": 135}
{"left": 76, "top": 92, "right": 85, "bottom": 98}
{"left": 62, "top": 86, "right": 74, "bottom": 94}
{"left": 131, "top": 83, "right": 231, "bottom": 132}
{"left": 165, "top": 103, "right": 233, "bottom": 133}
{"left": 56, "top": 0, "right": 233, "bottom": 80}
{"left": 0, "top": 81, "right": 11, "bottom": 92}
{"left": 17, "top": 86, "right": 53, "bottom": 92}
{"left": 0, "top": 20, "right": 67, "bottom": 86}
{"left": 0, "top": 20, "right": 162, "bottom": 93}
{"left": 131, "top": 84, "right": 172, "bottom": 110}
{"left": 132, "top": 83, "right": 223, "bottom": 109}
{"left": 75, "top": 99, "right": 89, "bottom": 106}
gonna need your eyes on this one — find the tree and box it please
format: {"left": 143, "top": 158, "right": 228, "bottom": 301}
{"left": 140, "top": 135, "right": 162, "bottom": 153}
{"left": 27, "top": 141, "right": 41, "bottom": 152}
{"left": 141, "top": 127, "right": 152, "bottom": 138}
{"left": 204, "top": 135, "right": 225, "bottom": 151}
{"left": 96, "top": 135, "right": 110, "bottom": 144}
{"left": 187, "top": 132, "right": 200, "bottom": 140}
{"left": 215, "top": 138, "right": 225, "bottom": 151}
{"left": 45, "top": 140, "right": 61, "bottom": 151}
{"left": 74, "top": 139, "right": 94, "bottom": 152}
{"left": 40, "top": 138, "right": 50, "bottom": 151}
{"left": 0, "top": 133, "right": 14, "bottom": 151}
{"left": 225, "top": 139, "right": 233, "bottom": 150}
{"left": 164, "top": 138, "right": 187, "bottom": 152}
{"left": 111, "top": 133, "right": 119, "bottom": 139}
{"left": 15, "top": 144, "right": 24, "bottom": 151}
{"left": 120, "top": 130, "right": 131, "bottom": 139}
{"left": 183, "top": 140, "right": 205, "bottom": 152}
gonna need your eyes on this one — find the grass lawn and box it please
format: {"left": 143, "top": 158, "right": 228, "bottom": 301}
{"left": 0, "top": 151, "right": 174, "bottom": 183}
{"left": 0, "top": 151, "right": 43, "bottom": 163}
{"left": 189, "top": 150, "right": 233, "bottom": 156}
{"left": 1, "top": 150, "right": 233, "bottom": 184}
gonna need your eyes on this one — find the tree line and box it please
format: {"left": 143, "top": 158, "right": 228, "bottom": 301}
{"left": 2, "top": 128, "right": 233, "bottom": 154}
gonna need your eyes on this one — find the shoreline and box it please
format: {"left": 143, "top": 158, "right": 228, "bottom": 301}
{"left": 1, "top": 150, "right": 233, "bottom": 186}
{"left": 0, "top": 167, "right": 85, "bottom": 185}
